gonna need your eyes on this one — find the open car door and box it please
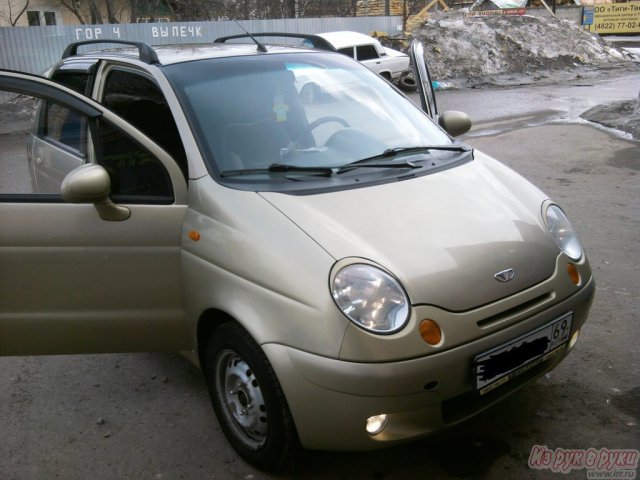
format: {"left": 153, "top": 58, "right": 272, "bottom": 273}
{"left": 0, "top": 70, "right": 190, "bottom": 355}
{"left": 410, "top": 40, "right": 472, "bottom": 138}
{"left": 410, "top": 39, "right": 438, "bottom": 120}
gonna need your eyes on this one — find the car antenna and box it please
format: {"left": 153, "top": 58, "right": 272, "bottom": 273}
{"left": 235, "top": 21, "right": 267, "bottom": 53}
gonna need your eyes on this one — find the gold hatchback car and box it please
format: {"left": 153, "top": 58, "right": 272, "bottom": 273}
{"left": 0, "top": 34, "right": 594, "bottom": 471}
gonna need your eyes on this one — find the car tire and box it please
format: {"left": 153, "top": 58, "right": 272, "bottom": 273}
{"left": 204, "top": 322, "right": 298, "bottom": 472}
{"left": 398, "top": 75, "right": 418, "bottom": 92}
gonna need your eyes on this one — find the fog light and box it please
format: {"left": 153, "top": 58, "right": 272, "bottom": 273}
{"left": 567, "top": 263, "right": 580, "bottom": 285}
{"left": 569, "top": 329, "right": 580, "bottom": 349}
{"left": 366, "top": 414, "right": 388, "bottom": 436}
{"left": 419, "top": 319, "right": 442, "bottom": 346}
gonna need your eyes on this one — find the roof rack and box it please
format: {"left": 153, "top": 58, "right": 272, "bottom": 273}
{"left": 61, "top": 40, "right": 160, "bottom": 64}
{"left": 214, "top": 33, "right": 336, "bottom": 52}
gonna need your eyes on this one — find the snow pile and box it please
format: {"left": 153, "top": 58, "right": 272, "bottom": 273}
{"left": 408, "top": 11, "right": 631, "bottom": 87}
{"left": 581, "top": 92, "right": 640, "bottom": 139}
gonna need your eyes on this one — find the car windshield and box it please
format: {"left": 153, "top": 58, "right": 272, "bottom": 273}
{"left": 164, "top": 52, "right": 460, "bottom": 191}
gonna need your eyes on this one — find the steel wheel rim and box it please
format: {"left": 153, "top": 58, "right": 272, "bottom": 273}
{"left": 215, "top": 349, "right": 268, "bottom": 450}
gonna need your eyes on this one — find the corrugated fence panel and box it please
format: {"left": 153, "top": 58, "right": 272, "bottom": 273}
{"left": 0, "top": 16, "right": 403, "bottom": 75}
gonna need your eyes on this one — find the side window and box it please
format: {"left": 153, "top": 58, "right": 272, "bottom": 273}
{"left": 40, "top": 103, "right": 85, "bottom": 153}
{"left": 96, "top": 118, "right": 173, "bottom": 203}
{"left": 337, "top": 47, "right": 355, "bottom": 59}
{"left": 356, "top": 45, "right": 380, "bottom": 61}
{"left": 50, "top": 71, "right": 90, "bottom": 95}
{"left": 101, "top": 69, "right": 188, "bottom": 179}
{"left": 0, "top": 92, "right": 86, "bottom": 198}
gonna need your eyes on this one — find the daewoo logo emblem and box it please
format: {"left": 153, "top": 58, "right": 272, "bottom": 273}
{"left": 494, "top": 268, "right": 516, "bottom": 282}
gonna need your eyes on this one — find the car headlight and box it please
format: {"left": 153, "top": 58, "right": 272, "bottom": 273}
{"left": 544, "top": 204, "right": 583, "bottom": 261}
{"left": 331, "top": 264, "right": 410, "bottom": 334}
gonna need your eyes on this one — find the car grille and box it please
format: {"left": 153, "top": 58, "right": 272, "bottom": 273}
{"left": 476, "top": 292, "right": 553, "bottom": 329}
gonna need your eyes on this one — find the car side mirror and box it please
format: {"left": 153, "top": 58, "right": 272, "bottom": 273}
{"left": 61, "top": 164, "right": 130, "bottom": 221}
{"left": 438, "top": 111, "right": 472, "bottom": 137}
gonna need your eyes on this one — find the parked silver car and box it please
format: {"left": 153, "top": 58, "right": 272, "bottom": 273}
{"left": 0, "top": 34, "right": 594, "bottom": 471}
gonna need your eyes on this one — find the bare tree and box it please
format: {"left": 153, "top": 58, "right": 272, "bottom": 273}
{"left": 57, "top": 0, "right": 84, "bottom": 23}
{"left": 105, "top": 0, "right": 119, "bottom": 22}
{"left": 86, "top": 0, "right": 104, "bottom": 23}
{"left": 129, "top": 0, "right": 171, "bottom": 22}
{"left": 166, "top": 0, "right": 210, "bottom": 20}
{"left": 57, "top": 0, "right": 124, "bottom": 24}
{"left": 164, "top": 0, "right": 367, "bottom": 20}
{"left": 2, "top": 0, "right": 30, "bottom": 26}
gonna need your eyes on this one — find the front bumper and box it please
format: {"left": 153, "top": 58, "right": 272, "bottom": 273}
{"left": 263, "top": 276, "right": 594, "bottom": 451}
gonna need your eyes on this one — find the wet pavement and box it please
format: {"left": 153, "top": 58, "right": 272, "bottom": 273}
{"left": 435, "top": 69, "right": 640, "bottom": 136}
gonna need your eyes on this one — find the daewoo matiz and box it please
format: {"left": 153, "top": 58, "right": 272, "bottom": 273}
{"left": 0, "top": 33, "right": 594, "bottom": 471}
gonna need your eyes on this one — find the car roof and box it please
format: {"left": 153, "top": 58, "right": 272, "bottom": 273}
{"left": 153, "top": 43, "right": 318, "bottom": 65}
{"left": 315, "top": 31, "right": 382, "bottom": 49}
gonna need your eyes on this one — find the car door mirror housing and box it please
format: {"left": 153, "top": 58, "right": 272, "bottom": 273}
{"left": 61, "top": 164, "right": 131, "bottom": 221}
{"left": 438, "top": 111, "right": 472, "bottom": 137}
{"left": 61, "top": 164, "right": 110, "bottom": 203}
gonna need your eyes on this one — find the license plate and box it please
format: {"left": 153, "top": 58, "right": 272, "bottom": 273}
{"left": 474, "top": 312, "right": 573, "bottom": 395}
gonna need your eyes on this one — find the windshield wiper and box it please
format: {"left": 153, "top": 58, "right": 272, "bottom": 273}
{"left": 368, "top": 144, "right": 472, "bottom": 161}
{"left": 220, "top": 163, "right": 334, "bottom": 178}
{"left": 337, "top": 144, "right": 471, "bottom": 174}
{"left": 387, "top": 144, "right": 471, "bottom": 155}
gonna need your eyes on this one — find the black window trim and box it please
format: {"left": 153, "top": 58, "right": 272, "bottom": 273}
{"left": 0, "top": 71, "right": 101, "bottom": 119}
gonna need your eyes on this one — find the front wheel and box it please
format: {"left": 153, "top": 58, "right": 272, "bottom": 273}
{"left": 204, "top": 322, "right": 298, "bottom": 471}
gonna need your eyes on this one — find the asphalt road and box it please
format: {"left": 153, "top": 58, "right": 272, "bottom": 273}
{"left": 1, "top": 70, "right": 639, "bottom": 480}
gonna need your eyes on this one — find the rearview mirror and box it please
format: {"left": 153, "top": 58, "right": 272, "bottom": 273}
{"left": 439, "top": 111, "right": 472, "bottom": 137}
{"left": 61, "top": 164, "right": 130, "bottom": 221}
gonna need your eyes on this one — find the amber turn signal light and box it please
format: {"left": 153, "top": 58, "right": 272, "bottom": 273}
{"left": 419, "top": 319, "right": 442, "bottom": 346}
{"left": 188, "top": 230, "right": 201, "bottom": 241}
{"left": 567, "top": 263, "right": 580, "bottom": 285}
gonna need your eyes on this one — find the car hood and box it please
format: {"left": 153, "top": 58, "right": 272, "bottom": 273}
{"left": 260, "top": 153, "right": 559, "bottom": 311}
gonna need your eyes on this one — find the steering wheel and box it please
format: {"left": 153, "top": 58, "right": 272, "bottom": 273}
{"left": 291, "top": 116, "right": 350, "bottom": 149}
